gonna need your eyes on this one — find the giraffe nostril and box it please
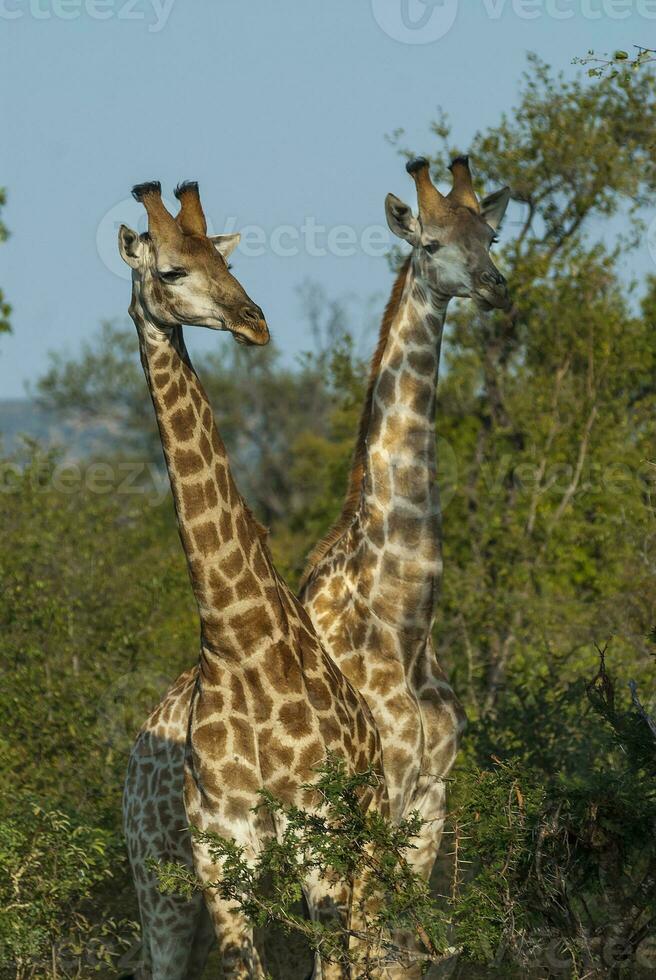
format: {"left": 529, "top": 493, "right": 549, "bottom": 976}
{"left": 241, "top": 305, "right": 264, "bottom": 325}
{"left": 481, "top": 270, "right": 505, "bottom": 288}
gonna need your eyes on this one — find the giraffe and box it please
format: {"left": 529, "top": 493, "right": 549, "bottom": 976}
{"left": 119, "top": 180, "right": 387, "bottom": 980}
{"left": 299, "top": 155, "right": 512, "bottom": 854}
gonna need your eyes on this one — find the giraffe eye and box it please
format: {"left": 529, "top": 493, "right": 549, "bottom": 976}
{"left": 158, "top": 268, "right": 187, "bottom": 283}
{"left": 424, "top": 241, "right": 441, "bottom": 254}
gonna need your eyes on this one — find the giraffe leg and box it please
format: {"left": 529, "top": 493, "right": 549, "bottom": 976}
{"left": 131, "top": 886, "right": 206, "bottom": 980}
{"left": 303, "top": 871, "right": 351, "bottom": 979}
{"left": 380, "top": 781, "right": 448, "bottom": 980}
{"left": 188, "top": 814, "right": 266, "bottom": 979}
{"left": 184, "top": 901, "right": 215, "bottom": 979}
{"left": 124, "top": 741, "right": 204, "bottom": 980}
{"left": 198, "top": 890, "right": 264, "bottom": 979}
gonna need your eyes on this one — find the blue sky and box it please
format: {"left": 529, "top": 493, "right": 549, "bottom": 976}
{"left": 0, "top": 0, "right": 651, "bottom": 398}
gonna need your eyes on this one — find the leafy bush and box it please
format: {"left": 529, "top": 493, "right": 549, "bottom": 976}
{"left": 0, "top": 802, "right": 137, "bottom": 979}
{"left": 154, "top": 756, "right": 453, "bottom": 977}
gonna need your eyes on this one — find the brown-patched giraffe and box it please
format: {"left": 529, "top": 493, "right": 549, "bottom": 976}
{"left": 300, "top": 155, "right": 511, "bottom": 854}
{"left": 119, "top": 181, "right": 387, "bottom": 980}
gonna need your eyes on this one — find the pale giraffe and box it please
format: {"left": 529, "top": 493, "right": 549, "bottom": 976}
{"left": 300, "top": 155, "right": 511, "bottom": 856}
{"left": 119, "top": 180, "right": 387, "bottom": 980}
{"left": 123, "top": 158, "right": 511, "bottom": 977}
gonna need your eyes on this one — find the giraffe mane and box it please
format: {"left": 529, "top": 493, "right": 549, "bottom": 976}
{"left": 298, "top": 256, "right": 412, "bottom": 589}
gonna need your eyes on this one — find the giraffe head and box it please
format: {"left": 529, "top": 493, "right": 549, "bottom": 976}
{"left": 385, "top": 156, "right": 511, "bottom": 311}
{"left": 118, "top": 181, "right": 269, "bottom": 346}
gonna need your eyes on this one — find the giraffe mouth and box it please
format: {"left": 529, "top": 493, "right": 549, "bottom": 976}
{"left": 230, "top": 321, "right": 270, "bottom": 347}
{"left": 473, "top": 289, "right": 512, "bottom": 313}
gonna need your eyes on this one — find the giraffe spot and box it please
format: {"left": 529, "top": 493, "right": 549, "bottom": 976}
{"left": 174, "top": 449, "right": 203, "bottom": 476}
{"left": 163, "top": 381, "right": 179, "bottom": 408}
{"left": 178, "top": 375, "right": 188, "bottom": 397}
{"left": 215, "top": 463, "right": 228, "bottom": 499}
{"left": 219, "top": 509, "right": 232, "bottom": 541}
{"left": 204, "top": 478, "right": 218, "bottom": 509}
{"left": 170, "top": 403, "right": 196, "bottom": 441}
{"left": 266, "top": 772, "right": 299, "bottom": 803}
{"left": 154, "top": 371, "right": 170, "bottom": 387}
{"left": 234, "top": 566, "right": 261, "bottom": 602}
{"left": 381, "top": 553, "right": 403, "bottom": 581}
{"left": 387, "top": 512, "right": 421, "bottom": 548}
{"left": 182, "top": 482, "right": 206, "bottom": 520}
{"left": 208, "top": 567, "right": 232, "bottom": 606}
{"left": 223, "top": 547, "right": 244, "bottom": 580}
{"left": 230, "top": 673, "right": 246, "bottom": 706}
{"left": 225, "top": 794, "right": 253, "bottom": 822}
{"left": 370, "top": 666, "right": 399, "bottom": 695}
{"left": 258, "top": 729, "right": 294, "bottom": 782}
{"left": 199, "top": 431, "right": 213, "bottom": 466}
{"left": 211, "top": 424, "right": 224, "bottom": 454}
{"left": 342, "top": 651, "right": 366, "bottom": 689}
{"left": 235, "top": 513, "right": 253, "bottom": 552}
{"left": 228, "top": 606, "right": 271, "bottom": 650}
{"left": 153, "top": 351, "right": 170, "bottom": 369}
{"left": 297, "top": 635, "right": 320, "bottom": 673}
{"left": 387, "top": 347, "right": 403, "bottom": 372}
{"left": 232, "top": 719, "right": 257, "bottom": 765}
{"left": 408, "top": 350, "right": 435, "bottom": 375}
{"left": 298, "top": 740, "right": 324, "bottom": 776}
{"left": 193, "top": 520, "right": 221, "bottom": 556}
{"left": 193, "top": 721, "right": 228, "bottom": 757}
{"left": 376, "top": 370, "right": 395, "bottom": 406}
{"left": 412, "top": 381, "right": 433, "bottom": 416}
{"left": 221, "top": 761, "right": 259, "bottom": 793}
{"left": 263, "top": 641, "right": 302, "bottom": 694}
{"left": 278, "top": 699, "right": 313, "bottom": 738}
{"left": 190, "top": 386, "right": 201, "bottom": 412}
{"left": 243, "top": 667, "right": 273, "bottom": 722}
{"left": 252, "top": 547, "right": 269, "bottom": 580}
{"left": 393, "top": 463, "right": 427, "bottom": 503}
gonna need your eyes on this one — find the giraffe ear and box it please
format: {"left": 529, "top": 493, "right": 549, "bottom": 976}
{"left": 118, "top": 224, "right": 146, "bottom": 269}
{"left": 385, "top": 193, "right": 420, "bottom": 245}
{"left": 210, "top": 233, "right": 241, "bottom": 260}
{"left": 480, "top": 186, "right": 510, "bottom": 232}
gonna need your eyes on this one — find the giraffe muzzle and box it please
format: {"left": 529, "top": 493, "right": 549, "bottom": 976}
{"left": 232, "top": 305, "right": 270, "bottom": 346}
{"left": 475, "top": 270, "right": 511, "bottom": 312}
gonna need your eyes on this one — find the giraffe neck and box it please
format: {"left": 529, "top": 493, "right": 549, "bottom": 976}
{"left": 129, "top": 290, "right": 276, "bottom": 659}
{"left": 356, "top": 256, "right": 448, "bottom": 633}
